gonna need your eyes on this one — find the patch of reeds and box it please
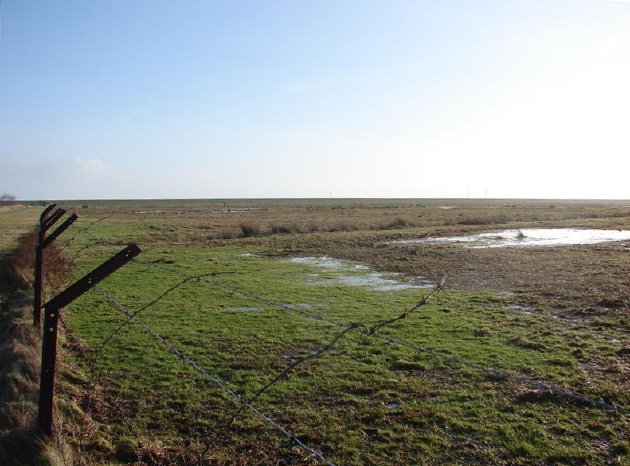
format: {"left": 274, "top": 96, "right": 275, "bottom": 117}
{"left": 375, "top": 218, "right": 416, "bottom": 230}
{"left": 239, "top": 224, "right": 263, "bottom": 238}
{"left": 457, "top": 215, "right": 508, "bottom": 226}
{"left": 238, "top": 220, "right": 413, "bottom": 238}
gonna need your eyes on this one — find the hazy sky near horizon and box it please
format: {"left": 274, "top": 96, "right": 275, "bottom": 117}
{"left": 1, "top": 1, "right": 629, "bottom": 200}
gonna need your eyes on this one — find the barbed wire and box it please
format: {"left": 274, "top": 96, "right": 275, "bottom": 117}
{"left": 39, "top": 214, "right": 115, "bottom": 317}
{"left": 121, "top": 257, "right": 629, "bottom": 415}
{"left": 28, "top": 206, "right": 629, "bottom": 466}
{"left": 227, "top": 322, "right": 368, "bottom": 426}
{"left": 368, "top": 277, "right": 445, "bottom": 334}
{"left": 89, "top": 272, "right": 215, "bottom": 374}
{"left": 42, "top": 215, "right": 112, "bottom": 266}
{"left": 136, "top": 267, "right": 630, "bottom": 414}
{"left": 67, "top": 259, "right": 336, "bottom": 465}
{"left": 60, "top": 215, "right": 112, "bottom": 251}
{"left": 67, "top": 232, "right": 629, "bottom": 418}
{"left": 65, "top": 242, "right": 109, "bottom": 265}
{"left": 97, "top": 285, "right": 336, "bottom": 465}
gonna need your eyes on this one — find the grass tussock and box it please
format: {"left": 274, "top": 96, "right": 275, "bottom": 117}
{"left": 239, "top": 223, "right": 263, "bottom": 238}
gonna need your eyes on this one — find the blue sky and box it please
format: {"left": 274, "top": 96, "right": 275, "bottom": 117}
{"left": 1, "top": 1, "right": 629, "bottom": 200}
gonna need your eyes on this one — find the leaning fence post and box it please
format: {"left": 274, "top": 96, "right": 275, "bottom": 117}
{"left": 34, "top": 206, "right": 61, "bottom": 328}
{"left": 38, "top": 243, "right": 141, "bottom": 436}
{"left": 42, "top": 207, "right": 66, "bottom": 232}
{"left": 34, "top": 211, "right": 77, "bottom": 329}
{"left": 40, "top": 204, "right": 57, "bottom": 227}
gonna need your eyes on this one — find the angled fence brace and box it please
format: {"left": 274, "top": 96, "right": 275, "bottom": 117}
{"left": 34, "top": 212, "right": 77, "bottom": 328}
{"left": 38, "top": 243, "right": 141, "bottom": 436}
{"left": 34, "top": 206, "right": 62, "bottom": 328}
{"left": 40, "top": 204, "right": 57, "bottom": 224}
{"left": 42, "top": 208, "right": 66, "bottom": 232}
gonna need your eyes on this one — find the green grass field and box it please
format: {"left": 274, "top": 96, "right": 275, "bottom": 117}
{"left": 3, "top": 200, "right": 629, "bottom": 464}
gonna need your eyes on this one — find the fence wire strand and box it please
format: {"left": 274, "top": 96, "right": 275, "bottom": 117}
{"left": 60, "top": 215, "right": 112, "bottom": 250}
{"left": 91, "top": 272, "right": 215, "bottom": 370}
{"left": 48, "top": 219, "right": 630, "bottom": 466}
{"left": 368, "top": 277, "right": 444, "bottom": 334}
{"left": 228, "top": 322, "right": 367, "bottom": 425}
{"left": 60, "top": 229, "right": 630, "bottom": 448}
{"left": 67, "top": 232, "right": 628, "bottom": 425}
{"left": 119, "top": 255, "right": 629, "bottom": 416}
{"left": 67, "top": 259, "right": 336, "bottom": 465}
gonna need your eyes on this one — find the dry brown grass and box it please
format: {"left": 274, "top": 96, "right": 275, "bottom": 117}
{"left": 0, "top": 228, "right": 86, "bottom": 465}
{"left": 0, "top": 292, "right": 54, "bottom": 466}
{"left": 0, "top": 219, "right": 157, "bottom": 465}
{"left": 0, "top": 204, "right": 26, "bottom": 213}
{"left": 56, "top": 198, "right": 630, "bottom": 246}
{"left": 8, "top": 230, "right": 70, "bottom": 292}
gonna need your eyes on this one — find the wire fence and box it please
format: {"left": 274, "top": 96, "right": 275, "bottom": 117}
{"left": 83, "top": 230, "right": 630, "bottom": 415}
{"left": 88, "top": 275, "right": 337, "bottom": 466}
{"left": 43, "top": 214, "right": 630, "bottom": 464}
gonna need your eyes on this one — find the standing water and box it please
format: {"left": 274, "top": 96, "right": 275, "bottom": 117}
{"left": 389, "top": 229, "right": 630, "bottom": 248}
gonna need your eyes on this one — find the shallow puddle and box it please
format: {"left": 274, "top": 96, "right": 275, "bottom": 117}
{"left": 506, "top": 305, "right": 533, "bottom": 315}
{"left": 290, "top": 256, "right": 369, "bottom": 270}
{"left": 288, "top": 256, "right": 433, "bottom": 291}
{"left": 286, "top": 303, "right": 320, "bottom": 309}
{"left": 390, "top": 228, "right": 630, "bottom": 249}
{"left": 225, "top": 306, "right": 264, "bottom": 312}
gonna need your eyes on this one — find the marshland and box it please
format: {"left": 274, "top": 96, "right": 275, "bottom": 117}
{"left": 1, "top": 199, "right": 628, "bottom": 464}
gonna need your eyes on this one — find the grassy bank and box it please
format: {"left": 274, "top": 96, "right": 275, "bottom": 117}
{"left": 0, "top": 207, "right": 90, "bottom": 466}
{"left": 0, "top": 207, "right": 55, "bottom": 464}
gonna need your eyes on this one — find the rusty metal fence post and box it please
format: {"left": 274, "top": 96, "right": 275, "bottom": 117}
{"left": 34, "top": 205, "right": 58, "bottom": 328}
{"left": 38, "top": 244, "right": 141, "bottom": 436}
{"left": 34, "top": 209, "right": 77, "bottom": 328}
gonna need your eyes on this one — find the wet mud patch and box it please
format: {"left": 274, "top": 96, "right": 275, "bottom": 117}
{"left": 321, "top": 235, "right": 630, "bottom": 322}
